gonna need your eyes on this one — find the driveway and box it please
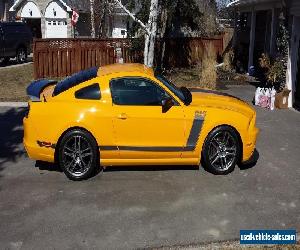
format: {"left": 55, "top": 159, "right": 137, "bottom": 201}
{"left": 0, "top": 85, "right": 299, "bottom": 249}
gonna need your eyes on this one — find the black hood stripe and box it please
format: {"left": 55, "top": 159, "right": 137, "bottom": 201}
{"left": 189, "top": 88, "right": 243, "bottom": 101}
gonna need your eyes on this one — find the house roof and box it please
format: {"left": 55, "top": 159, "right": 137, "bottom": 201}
{"left": 63, "top": 0, "right": 90, "bottom": 12}
{"left": 9, "top": 0, "right": 90, "bottom": 13}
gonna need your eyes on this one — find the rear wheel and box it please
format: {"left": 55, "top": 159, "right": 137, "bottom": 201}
{"left": 202, "top": 126, "right": 240, "bottom": 175}
{"left": 58, "top": 129, "right": 98, "bottom": 181}
{"left": 0, "top": 57, "right": 10, "bottom": 65}
{"left": 16, "top": 47, "right": 27, "bottom": 64}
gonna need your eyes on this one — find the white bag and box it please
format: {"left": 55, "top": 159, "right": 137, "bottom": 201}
{"left": 270, "top": 88, "right": 276, "bottom": 110}
{"left": 255, "top": 87, "right": 274, "bottom": 110}
{"left": 255, "top": 87, "right": 264, "bottom": 106}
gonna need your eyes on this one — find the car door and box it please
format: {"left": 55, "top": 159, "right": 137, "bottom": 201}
{"left": 1, "top": 25, "right": 15, "bottom": 57}
{"left": 109, "top": 77, "right": 186, "bottom": 159}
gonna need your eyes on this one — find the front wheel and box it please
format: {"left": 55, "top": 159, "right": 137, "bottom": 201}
{"left": 58, "top": 129, "right": 98, "bottom": 181}
{"left": 202, "top": 126, "right": 241, "bottom": 175}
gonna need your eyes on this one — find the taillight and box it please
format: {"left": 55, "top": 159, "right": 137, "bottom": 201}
{"left": 25, "top": 103, "right": 30, "bottom": 118}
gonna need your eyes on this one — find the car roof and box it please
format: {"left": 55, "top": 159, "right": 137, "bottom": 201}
{"left": 98, "top": 63, "right": 153, "bottom": 77}
{"left": 53, "top": 63, "right": 154, "bottom": 96}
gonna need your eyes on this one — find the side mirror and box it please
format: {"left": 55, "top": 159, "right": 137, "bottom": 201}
{"left": 180, "top": 87, "right": 192, "bottom": 105}
{"left": 162, "top": 97, "right": 174, "bottom": 113}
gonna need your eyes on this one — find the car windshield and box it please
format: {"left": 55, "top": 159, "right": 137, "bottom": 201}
{"left": 156, "top": 75, "right": 185, "bottom": 102}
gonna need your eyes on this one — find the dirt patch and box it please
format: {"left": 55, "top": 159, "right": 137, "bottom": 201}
{"left": 0, "top": 64, "right": 34, "bottom": 102}
{"left": 165, "top": 67, "right": 250, "bottom": 90}
{"left": 0, "top": 64, "right": 63, "bottom": 102}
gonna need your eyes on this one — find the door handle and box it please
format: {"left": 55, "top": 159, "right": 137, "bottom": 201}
{"left": 117, "top": 113, "right": 127, "bottom": 120}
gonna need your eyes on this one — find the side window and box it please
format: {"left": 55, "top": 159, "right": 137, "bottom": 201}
{"left": 110, "top": 78, "right": 170, "bottom": 106}
{"left": 75, "top": 83, "right": 101, "bottom": 100}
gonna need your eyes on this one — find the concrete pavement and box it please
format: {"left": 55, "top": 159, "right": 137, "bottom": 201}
{"left": 0, "top": 85, "right": 299, "bottom": 249}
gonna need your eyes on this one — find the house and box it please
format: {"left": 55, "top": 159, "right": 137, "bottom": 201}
{"left": 228, "top": 0, "right": 300, "bottom": 108}
{"left": 9, "top": 0, "right": 91, "bottom": 38}
{"left": 0, "top": 0, "right": 14, "bottom": 21}
{"left": 9, "top": 0, "right": 135, "bottom": 39}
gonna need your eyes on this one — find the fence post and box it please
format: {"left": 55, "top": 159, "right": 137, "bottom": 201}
{"left": 75, "top": 39, "right": 82, "bottom": 72}
{"left": 33, "top": 39, "right": 38, "bottom": 79}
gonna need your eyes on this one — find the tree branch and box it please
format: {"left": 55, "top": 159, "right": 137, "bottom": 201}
{"left": 114, "top": 0, "right": 151, "bottom": 35}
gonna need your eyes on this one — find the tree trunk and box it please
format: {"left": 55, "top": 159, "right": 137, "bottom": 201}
{"left": 158, "top": 7, "right": 168, "bottom": 69}
{"left": 114, "top": 0, "right": 159, "bottom": 67}
{"left": 144, "top": 0, "right": 159, "bottom": 67}
{"left": 90, "top": 0, "right": 96, "bottom": 38}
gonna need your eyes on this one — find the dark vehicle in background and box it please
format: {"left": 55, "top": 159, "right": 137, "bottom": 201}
{"left": 0, "top": 22, "right": 32, "bottom": 64}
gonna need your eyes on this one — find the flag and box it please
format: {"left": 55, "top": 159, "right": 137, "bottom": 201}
{"left": 71, "top": 9, "right": 79, "bottom": 26}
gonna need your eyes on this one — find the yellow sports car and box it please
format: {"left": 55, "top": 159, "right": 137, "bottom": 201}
{"left": 24, "top": 63, "right": 259, "bottom": 180}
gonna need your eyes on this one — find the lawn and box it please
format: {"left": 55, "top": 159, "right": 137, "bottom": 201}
{"left": 166, "top": 67, "right": 250, "bottom": 89}
{"left": 0, "top": 63, "right": 34, "bottom": 102}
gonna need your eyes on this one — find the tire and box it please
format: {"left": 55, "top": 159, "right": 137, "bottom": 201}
{"left": 16, "top": 47, "right": 27, "bottom": 64}
{"left": 1, "top": 57, "right": 10, "bottom": 65}
{"left": 202, "top": 126, "right": 241, "bottom": 175}
{"left": 58, "top": 129, "right": 98, "bottom": 181}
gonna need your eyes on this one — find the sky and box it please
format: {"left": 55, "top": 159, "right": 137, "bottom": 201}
{"left": 216, "top": 0, "right": 231, "bottom": 7}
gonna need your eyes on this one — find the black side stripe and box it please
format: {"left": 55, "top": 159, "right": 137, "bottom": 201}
{"left": 99, "top": 112, "right": 205, "bottom": 152}
{"left": 100, "top": 146, "right": 118, "bottom": 150}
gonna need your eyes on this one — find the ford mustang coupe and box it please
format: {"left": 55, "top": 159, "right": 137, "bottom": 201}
{"left": 24, "top": 63, "right": 259, "bottom": 180}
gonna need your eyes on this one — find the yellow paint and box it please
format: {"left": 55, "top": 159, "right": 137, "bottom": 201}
{"left": 23, "top": 63, "right": 259, "bottom": 166}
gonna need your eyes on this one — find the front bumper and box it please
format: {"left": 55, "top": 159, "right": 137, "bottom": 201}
{"left": 242, "top": 126, "right": 259, "bottom": 163}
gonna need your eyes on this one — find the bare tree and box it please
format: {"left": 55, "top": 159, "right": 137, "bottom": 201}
{"left": 114, "top": 0, "right": 159, "bottom": 67}
{"left": 90, "top": 0, "right": 96, "bottom": 38}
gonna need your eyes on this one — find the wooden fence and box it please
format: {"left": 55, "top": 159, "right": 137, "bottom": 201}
{"left": 33, "top": 36, "right": 224, "bottom": 79}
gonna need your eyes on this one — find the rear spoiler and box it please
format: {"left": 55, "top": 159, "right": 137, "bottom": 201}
{"left": 26, "top": 79, "right": 57, "bottom": 101}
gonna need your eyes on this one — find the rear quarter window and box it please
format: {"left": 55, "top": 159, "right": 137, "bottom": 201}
{"left": 75, "top": 83, "right": 101, "bottom": 100}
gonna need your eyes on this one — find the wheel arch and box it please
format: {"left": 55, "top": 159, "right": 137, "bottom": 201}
{"left": 201, "top": 124, "right": 244, "bottom": 164}
{"left": 54, "top": 126, "right": 99, "bottom": 163}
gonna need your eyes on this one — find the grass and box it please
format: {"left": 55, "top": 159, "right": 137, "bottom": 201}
{"left": 0, "top": 63, "right": 34, "bottom": 102}
{"left": 0, "top": 63, "right": 63, "bottom": 102}
{"left": 166, "top": 67, "right": 249, "bottom": 90}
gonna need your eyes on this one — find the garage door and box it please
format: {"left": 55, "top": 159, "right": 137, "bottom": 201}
{"left": 45, "top": 19, "right": 67, "bottom": 38}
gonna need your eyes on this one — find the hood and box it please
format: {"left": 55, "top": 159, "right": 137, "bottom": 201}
{"left": 189, "top": 89, "right": 255, "bottom": 117}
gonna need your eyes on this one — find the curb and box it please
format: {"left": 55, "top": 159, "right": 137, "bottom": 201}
{"left": 0, "top": 61, "right": 33, "bottom": 70}
{"left": 0, "top": 102, "right": 28, "bottom": 107}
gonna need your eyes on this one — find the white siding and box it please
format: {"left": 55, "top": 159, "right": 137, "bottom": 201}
{"left": 21, "top": 2, "right": 41, "bottom": 18}
{"left": 290, "top": 0, "right": 300, "bottom": 16}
